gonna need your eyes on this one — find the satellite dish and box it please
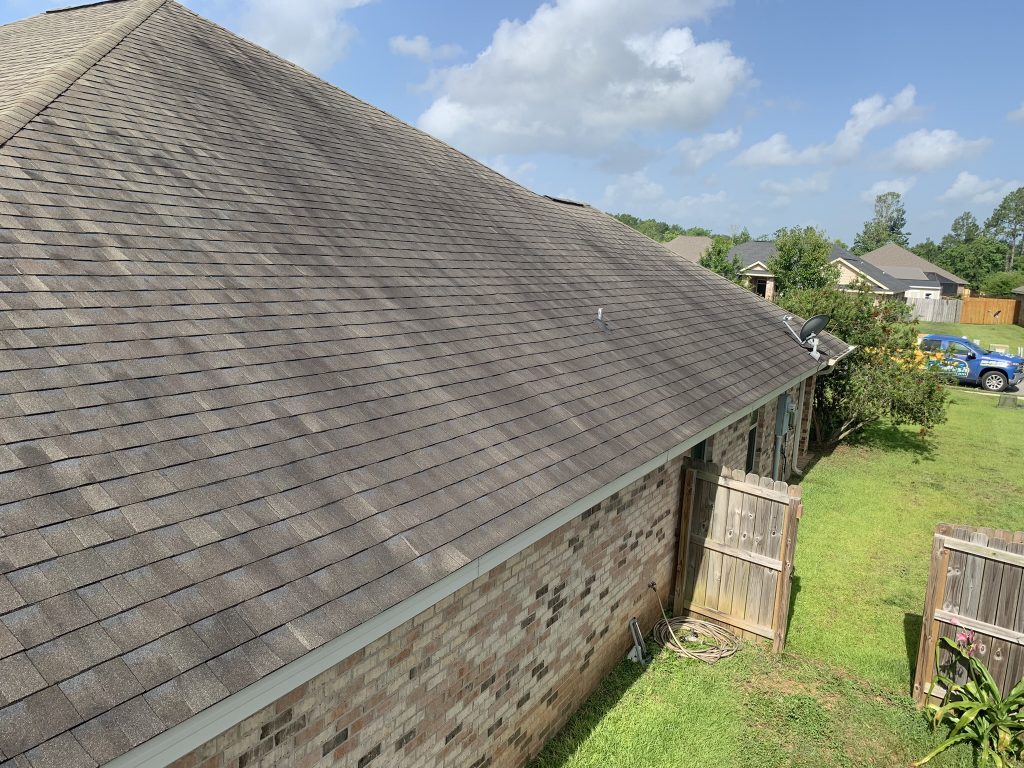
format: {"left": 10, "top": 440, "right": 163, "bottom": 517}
{"left": 781, "top": 314, "right": 830, "bottom": 361}
{"left": 799, "top": 314, "right": 829, "bottom": 342}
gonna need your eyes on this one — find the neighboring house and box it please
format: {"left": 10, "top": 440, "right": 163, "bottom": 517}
{"left": 0, "top": 4, "right": 851, "bottom": 768}
{"left": 663, "top": 235, "right": 712, "bottom": 264}
{"left": 729, "top": 241, "right": 916, "bottom": 301}
{"left": 829, "top": 246, "right": 914, "bottom": 300}
{"left": 860, "top": 242, "right": 969, "bottom": 297}
{"left": 727, "top": 241, "right": 778, "bottom": 300}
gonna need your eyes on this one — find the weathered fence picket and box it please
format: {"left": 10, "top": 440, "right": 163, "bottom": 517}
{"left": 673, "top": 461, "right": 802, "bottom": 652}
{"left": 908, "top": 297, "right": 962, "bottom": 323}
{"left": 913, "top": 524, "right": 1024, "bottom": 704}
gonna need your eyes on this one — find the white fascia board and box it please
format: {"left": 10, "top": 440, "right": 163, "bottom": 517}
{"left": 833, "top": 258, "right": 888, "bottom": 290}
{"left": 740, "top": 261, "right": 773, "bottom": 275}
{"left": 104, "top": 365, "right": 825, "bottom": 768}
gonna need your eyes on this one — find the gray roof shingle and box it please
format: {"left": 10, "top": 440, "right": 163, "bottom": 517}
{"left": 860, "top": 242, "right": 969, "bottom": 285}
{"left": 0, "top": 1, "right": 850, "bottom": 763}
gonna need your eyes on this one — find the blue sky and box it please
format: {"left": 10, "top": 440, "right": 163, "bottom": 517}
{"left": 3, "top": 0, "right": 1022, "bottom": 242}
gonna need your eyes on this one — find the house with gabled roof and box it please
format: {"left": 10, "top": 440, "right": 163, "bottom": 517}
{"left": 728, "top": 240, "right": 925, "bottom": 302}
{"left": 0, "top": 3, "right": 851, "bottom": 768}
{"left": 860, "top": 242, "right": 969, "bottom": 297}
{"left": 723, "top": 241, "right": 778, "bottom": 300}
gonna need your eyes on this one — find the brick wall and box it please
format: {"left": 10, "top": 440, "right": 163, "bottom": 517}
{"left": 169, "top": 456, "right": 686, "bottom": 768}
{"left": 707, "top": 387, "right": 804, "bottom": 479}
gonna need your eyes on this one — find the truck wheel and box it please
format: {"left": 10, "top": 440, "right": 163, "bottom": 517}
{"left": 981, "top": 371, "right": 1008, "bottom": 392}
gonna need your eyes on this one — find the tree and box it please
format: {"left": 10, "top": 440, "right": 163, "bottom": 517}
{"left": 979, "top": 270, "right": 1024, "bottom": 297}
{"left": 612, "top": 213, "right": 712, "bottom": 243}
{"left": 698, "top": 235, "right": 744, "bottom": 283}
{"left": 767, "top": 226, "right": 839, "bottom": 294}
{"left": 938, "top": 236, "right": 1007, "bottom": 288}
{"left": 924, "top": 211, "right": 1008, "bottom": 289}
{"left": 852, "top": 192, "right": 911, "bottom": 254}
{"left": 912, "top": 238, "right": 943, "bottom": 265}
{"left": 949, "top": 211, "right": 981, "bottom": 243}
{"left": 984, "top": 187, "right": 1024, "bottom": 271}
{"left": 778, "top": 288, "right": 949, "bottom": 445}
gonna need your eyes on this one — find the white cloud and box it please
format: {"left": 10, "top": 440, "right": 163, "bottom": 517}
{"left": 602, "top": 171, "right": 726, "bottom": 219}
{"left": 760, "top": 172, "right": 830, "bottom": 195}
{"left": 940, "top": 172, "right": 1021, "bottom": 205}
{"left": 487, "top": 155, "right": 538, "bottom": 185}
{"left": 832, "top": 85, "right": 918, "bottom": 159}
{"left": 889, "top": 129, "right": 990, "bottom": 172}
{"left": 862, "top": 177, "right": 916, "bottom": 202}
{"left": 676, "top": 129, "right": 741, "bottom": 172}
{"left": 418, "top": 0, "right": 748, "bottom": 155}
{"left": 735, "top": 85, "right": 917, "bottom": 167}
{"left": 735, "top": 133, "right": 824, "bottom": 167}
{"left": 1009, "top": 102, "right": 1024, "bottom": 122}
{"left": 603, "top": 171, "right": 667, "bottom": 207}
{"left": 389, "top": 34, "right": 463, "bottom": 61}
{"left": 237, "top": 0, "right": 373, "bottom": 74}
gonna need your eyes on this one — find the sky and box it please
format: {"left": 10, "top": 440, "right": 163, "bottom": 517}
{"left": 2, "top": 0, "right": 1022, "bottom": 243}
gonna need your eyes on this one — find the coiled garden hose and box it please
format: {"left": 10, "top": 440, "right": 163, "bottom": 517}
{"left": 649, "top": 584, "right": 739, "bottom": 664}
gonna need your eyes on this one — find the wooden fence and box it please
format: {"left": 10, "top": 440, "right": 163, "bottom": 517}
{"left": 961, "top": 297, "right": 1021, "bottom": 325}
{"left": 673, "top": 461, "right": 802, "bottom": 653}
{"left": 909, "top": 297, "right": 961, "bottom": 323}
{"left": 913, "top": 524, "right": 1024, "bottom": 705}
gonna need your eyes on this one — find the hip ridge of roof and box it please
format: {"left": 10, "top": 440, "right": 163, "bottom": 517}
{"left": 0, "top": 0, "right": 167, "bottom": 151}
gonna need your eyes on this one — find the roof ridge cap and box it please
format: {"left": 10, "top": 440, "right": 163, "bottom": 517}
{"left": 0, "top": 0, "right": 167, "bottom": 150}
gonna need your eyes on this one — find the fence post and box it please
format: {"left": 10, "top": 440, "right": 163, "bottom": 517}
{"left": 673, "top": 468, "right": 697, "bottom": 616}
{"left": 771, "top": 486, "right": 801, "bottom": 654}
{"left": 913, "top": 533, "right": 951, "bottom": 704}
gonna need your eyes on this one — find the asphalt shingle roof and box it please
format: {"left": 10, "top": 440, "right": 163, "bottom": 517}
{"left": 0, "top": 1, "right": 849, "bottom": 764}
{"left": 662, "top": 235, "right": 711, "bottom": 263}
{"left": 860, "top": 242, "right": 969, "bottom": 285}
{"left": 727, "top": 240, "right": 777, "bottom": 270}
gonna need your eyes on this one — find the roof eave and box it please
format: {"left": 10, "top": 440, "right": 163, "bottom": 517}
{"left": 98, "top": 363, "right": 825, "bottom": 768}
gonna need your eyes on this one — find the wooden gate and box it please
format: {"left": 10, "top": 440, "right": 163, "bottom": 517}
{"left": 913, "top": 524, "right": 1024, "bottom": 705}
{"left": 961, "top": 297, "right": 1021, "bottom": 325}
{"left": 672, "top": 461, "right": 802, "bottom": 653}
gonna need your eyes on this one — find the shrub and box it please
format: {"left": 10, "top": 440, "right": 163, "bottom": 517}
{"left": 915, "top": 636, "right": 1024, "bottom": 766}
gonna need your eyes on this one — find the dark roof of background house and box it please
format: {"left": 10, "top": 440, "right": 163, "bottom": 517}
{"left": 0, "top": 2, "right": 848, "bottom": 764}
{"left": 663, "top": 235, "right": 712, "bottom": 263}
{"left": 1014, "top": 286, "right": 1024, "bottom": 296}
{"left": 830, "top": 246, "right": 912, "bottom": 293}
{"left": 728, "top": 241, "right": 912, "bottom": 293}
{"left": 727, "top": 240, "right": 777, "bottom": 271}
{"left": 860, "top": 242, "right": 968, "bottom": 285}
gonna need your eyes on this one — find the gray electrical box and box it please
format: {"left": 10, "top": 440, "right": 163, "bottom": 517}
{"left": 775, "top": 393, "right": 797, "bottom": 437}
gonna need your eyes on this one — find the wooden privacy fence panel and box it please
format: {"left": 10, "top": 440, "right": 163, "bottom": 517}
{"left": 673, "top": 461, "right": 802, "bottom": 653}
{"left": 961, "top": 297, "right": 1021, "bottom": 325}
{"left": 909, "top": 297, "right": 962, "bottom": 323}
{"left": 913, "top": 524, "right": 1024, "bottom": 705}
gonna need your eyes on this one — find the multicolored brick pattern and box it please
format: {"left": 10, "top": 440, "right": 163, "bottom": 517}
{"left": 167, "top": 397, "right": 812, "bottom": 768}
{"left": 169, "top": 455, "right": 687, "bottom": 768}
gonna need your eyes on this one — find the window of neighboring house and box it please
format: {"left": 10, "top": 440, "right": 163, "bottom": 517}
{"left": 753, "top": 278, "right": 768, "bottom": 297}
{"left": 744, "top": 411, "right": 758, "bottom": 474}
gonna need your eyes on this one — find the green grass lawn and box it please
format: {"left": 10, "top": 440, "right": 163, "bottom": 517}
{"left": 531, "top": 391, "right": 1024, "bottom": 768}
{"left": 918, "top": 320, "right": 1024, "bottom": 353}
